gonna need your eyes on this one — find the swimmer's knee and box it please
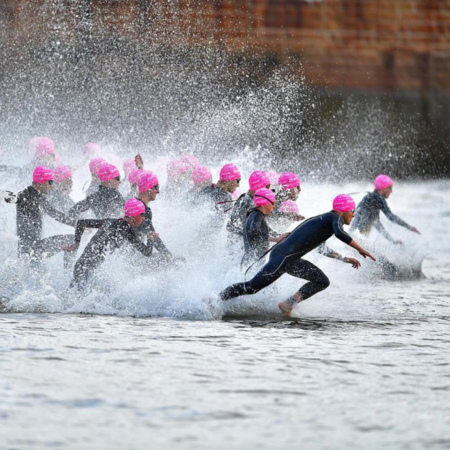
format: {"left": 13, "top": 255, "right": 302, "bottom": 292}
{"left": 318, "top": 274, "right": 330, "bottom": 290}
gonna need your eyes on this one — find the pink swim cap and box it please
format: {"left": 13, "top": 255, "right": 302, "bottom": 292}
{"left": 82, "top": 142, "right": 101, "bottom": 158}
{"left": 333, "top": 194, "right": 356, "bottom": 212}
{"left": 181, "top": 154, "right": 199, "bottom": 168}
{"left": 219, "top": 163, "right": 241, "bottom": 182}
{"left": 266, "top": 170, "right": 280, "bottom": 187}
{"left": 167, "top": 159, "right": 190, "bottom": 177}
{"left": 124, "top": 198, "right": 145, "bottom": 217}
{"left": 192, "top": 165, "right": 212, "bottom": 184}
{"left": 279, "top": 172, "right": 300, "bottom": 190}
{"left": 35, "top": 137, "right": 55, "bottom": 158}
{"left": 33, "top": 166, "right": 54, "bottom": 183}
{"left": 123, "top": 158, "right": 138, "bottom": 178}
{"left": 98, "top": 163, "right": 120, "bottom": 182}
{"left": 249, "top": 171, "right": 270, "bottom": 190}
{"left": 254, "top": 188, "right": 276, "bottom": 207}
{"left": 128, "top": 168, "right": 143, "bottom": 185}
{"left": 54, "top": 165, "right": 72, "bottom": 183}
{"left": 279, "top": 200, "right": 299, "bottom": 215}
{"left": 138, "top": 171, "right": 159, "bottom": 193}
{"left": 374, "top": 174, "right": 393, "bottom": 190}
{"left": 89, "top": 157, "right": 106, "bottom": 175}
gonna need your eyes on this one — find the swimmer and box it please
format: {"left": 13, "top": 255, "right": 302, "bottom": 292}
{"left": 84, "top": 157, "right": 106, "bottom": 196}
{"left": 14, "top": 166, "right": 75, "bottom": 265}
{"left": 165, "top": 159, "right": 191, "bottom": 196}
{"left": 188, "top": 165, "right": 213, "bottom": 200}
{"left": 241, "top": 188, "right": 290, "bottom": 268}
{"left": 47, "top": 165, "right": 75, "bottom": 214}
{"left": 227, "top": 170, "right": 271, "bottom": 238}
{"left": 65, "top": 198, "right": 153, "bottom": 288}
{"left": 69, "top": 163, "right": 124, "bottom": 219}
{"left": 125, "top": 168, "right": 143, "bottom": 200}
{"left": 350, "top": 174, "right": 420, "bottom": 243}
{"left": 219, "top": 194, "right": 376, "bottom": 317}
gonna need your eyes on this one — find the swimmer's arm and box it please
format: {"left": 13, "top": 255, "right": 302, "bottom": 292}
{"left": 347, "top": 239, "right": 376, "bottom": 261}
{"left": 74, "top": 219, "right": 109, "bottom": 242}
{"left": 129, "top": 231, "right": 153, "bottom": 257}
{"left": 374, "top": 220, "right": 397, "bottom": 243}
{"left": 332, "top": 217, "right": 353, "bottom": 245}
{"left": 317, "top": 243, "right": 361, "bottom": 267}
{"left": 380, "top": 198, "right": 412, "bottom": 229}
{"left": 42, "top": 199, "right": 76, "bottom": 227}
{"left": 68, "top": 195, "right": 95, "bottom": 219}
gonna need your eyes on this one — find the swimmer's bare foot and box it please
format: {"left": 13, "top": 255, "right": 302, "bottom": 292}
{"left": 278, "top": 300, "right": 293, "bottom": 317}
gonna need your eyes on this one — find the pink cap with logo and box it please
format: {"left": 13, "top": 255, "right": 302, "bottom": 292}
{"left": 279, "top": 172, "right": 300, "bottom": 190}
{"left": 219, "top": 163, "right": 241, "bottom": 182}
{"left": 33, "top": 166, "right": 54, "bottom": 183}
{"left": 82, "top": 142, "right": 101, "bottom": 158}
{"left": 181, "top": 154, "right": 199, "bottom": 168}
{"left": 254, "top": 188, "right": 276, "bottom": 207}
{"left": 167, "top": 159, "right": 190, "bottom": 177}
{"left": 54, "top": 165, "right": 72, "bottom": 183}
{"left": 374, "top": 174, "right": 393, "bottom": 190}
{"left": 249, "top": 171, "right": 270, "bottom": 190}
{"left": 35, "top": 137, "right": 55, "bottom": 158}
{"left": 98, "top": 163, "right": 120, "bottom": 182}
{"left": 124, "top": 198, "right": 145, "bottom": 217}
{"left": 279, "top": 200, "right": 299, "bottom": 215}
{"left": 89, "top": 157, "right": 106, "bottom": 175}
{"left": 192, "top": 165, "right": 212, "bottom": 184}
{"left": 266, "top": 170, "right": 280, "bottom": 187}
{"left": 138, "top": 171, "right": 159, "bottom": 193}
{"left": 128, "top": 168, "right": 143, "bottom": 185}
{"left": 332, "top": 194, "right": 356, "bottom": 212}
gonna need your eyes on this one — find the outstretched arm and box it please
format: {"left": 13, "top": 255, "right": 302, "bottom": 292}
{"left": 42, "top": 199, "right": 76, "bottom": 227}
{"left": 318, "top": 243, "right": 361, "bottom": 268}
{"left": 347, "top": 240, "right": 376, "bottom": 261}
{"left": 381, "top": 198, "right": 420, "bottom": 234}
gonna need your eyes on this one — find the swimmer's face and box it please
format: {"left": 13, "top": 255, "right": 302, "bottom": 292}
{"left": 289, "top": 186, "right": 301, "bottom": 201}
{"left": 383, "top": 185, "right": 393, "bottom": 199}
{"left": 132, "top": 214, "right": 145, "bottom": 227}
{"left": 148, "top": 185, "right": 160, "bottom": 201}
{"left": 342, "top": 209, "right": 355, "bottom": 225}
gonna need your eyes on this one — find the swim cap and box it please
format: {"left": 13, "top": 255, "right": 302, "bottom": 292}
{"left": 138, "top": 171, "right": 159, "bottom": 193}
{"left": 181, "top": 154, "right": 199, "bottom": 168}
{"left": 54, "top": 154, "right": 62, "bottom": 166}
{"left": 192, "top": 165, "right": 212, "bottom": 184}
{"left": 128, "top": 168, "right": 142, "bottom": 185}
{"left": 167, "top": 159, "right": 190, "bottom": 177}
{"left": 123, "top": 158, "right": 138, "bottom": 178}
{"left": 249, "top": 171, "right": 270, "bottom": 190}
{"left": 374, "top": 174, "right": 393, "bottom": 190}
{"left": 279, "top": 172, "right": 300, "bottom": 190}
{"left": 35, "top": 137, "right": 55, "bottom": 157}
{"left": 98, "top": 163, "right": 120, "bottom": 182}
{"left": 82, "top": 142, "right": 101, "bottom": 158}
{"left": 332, "top": 194, "right": 356, "bottom": 212}
{"left": 266, "top": 170, "right": 280, "bottom": 187}
{"left": 33, "top": 166, "right": 54, "bottom": 183}
{"left": 279, "top": 200, "right": 299, "bottom": 215}
{"left": 54, "top": 165, "right": 72, "bottom": 183}
{"left": 124, "top": 198, "right": 145, "bottom": 217}
{"left": 89, "top": 157, "right": 106, "bottom": 175}
{"left": 219, "top": 163, "right": 241, "bottom": 182}
{"left": 254, "top": 188, "right": 276, "bottom": 207}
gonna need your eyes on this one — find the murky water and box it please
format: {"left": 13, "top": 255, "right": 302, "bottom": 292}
{"left": 0, "top": 180, "right": 449, "bottom": 449}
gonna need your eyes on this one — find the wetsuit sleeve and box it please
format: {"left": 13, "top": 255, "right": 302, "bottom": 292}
{"left": 74, "top": 219, "right": 107, "bottom": 243}
{"left": 332, "top": 216, "right": 353, "bottom": 244}
{"left": 68, "top": 195, "right": 94, "bottom": 219}
{"left": 374, "top": 220, "right": 396, "bottom": 243}
{"left": 154, "top": 238, "right": 171, "bottom": 257}
{"left": 380, "top": 197, "right": 413, "bottom": 230}
{"left": 128, "top": 231, "right": 153, "bottom": 257}
{"left": 42, "top": 199, "right": 76, "bottom": 227}
{"left": 248, "top": 212, "right": 265, "bottom": 239}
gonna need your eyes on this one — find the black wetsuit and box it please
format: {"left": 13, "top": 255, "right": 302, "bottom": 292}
{"left": 47, "top": 190, "right": 76, "bottom": 214}
{"left": 350, "top": 191, "right": 414, "bottom": 242}
{"left": 72, "top": 219, "right": 153, "bottom": 286}
{"left": 220, "top": 212, "right": 353, "bottom": 302}
{"left": 135, "top": 201, "right": 172, "bottom": 258}
{"left": 227, "top": 193, "right": 254, "bottom": 237}
{"left": 15, "top": 186, "right": 75, "bottom": 261}
{"left": 68, "top": 185, "right": 124, "bottom": 220}
{"left": 241, "top": 208, "right": 276, "bottom": 267}
{"left": 199, "top": 185, "right": 233, "bottom": 228}
{"left": 84, "top": 181, "right": 99, "bottom": 198}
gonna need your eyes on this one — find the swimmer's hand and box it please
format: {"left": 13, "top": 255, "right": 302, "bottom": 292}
{"left": 410, "top": 226, "right": 420, "bottom": 235}
{"left": 273, "top": 232, "right": 290, "bottom": 243}
{"left": 148, "top": 232, "right": 159, "bottom": 241}
{"left": 62, "top": 242, "right": 80, "bottom": 252}
{"left": 1, "top": 190, "right": 17, "bottom": 204}
{"left": 294, "top": 214, "right": 305, "bottom": 221}
{"left": 344, "top": 257, "right": 361, "bottom": 269}
{"left": 358, "top": 248, "right": 376, "bottom": 261}
{"left": 135, "top": 154, "right": 144, "bottom": 170}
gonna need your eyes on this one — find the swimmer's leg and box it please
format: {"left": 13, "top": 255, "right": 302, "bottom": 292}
{"left": 279, "top": 259, "right": 330, "bottom": 316}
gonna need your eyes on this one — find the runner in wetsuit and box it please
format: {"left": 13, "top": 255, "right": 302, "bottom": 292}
{"left": 199, "top": 163, "right": 241, "bottom": 228}
{"left": 187, "top": 165, "right": 213, "bottom": 203}
{"left": 65, "top": 198, "right": 152, "bottom": 288}
{"left": 227, "top": 171, "right": 271, "bottom": 238}
{"left": 84, "top": 157, "right": 105, "bottom": 197}
{"left": 69, "top": 163, "right": 124, "bottom": 220}
{"left": 14, "top": 166, "right": 76, "bottom": 264}
{"left": 350, "top": 174, "right": 420, "bottom": 242}
{"left": 219, "top": 194, "right": 376, "bottom": 316}
{"left": 124, "top": 168, "right": 143, "bottom": 201}
{"left": 134, "top": 171, "right": 173, "bottom": 260}
{"left": 241, "top": 188, "right": 289, "bottom": 267}
{"left": 47, "top": 165, "right": 75, "bottom": 214}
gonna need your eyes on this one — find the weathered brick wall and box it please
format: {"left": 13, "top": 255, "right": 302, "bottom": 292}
{"left": 1, "top": 0, "right": 450, "bottom": 95}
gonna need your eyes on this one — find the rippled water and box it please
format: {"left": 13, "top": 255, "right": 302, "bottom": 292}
{"left": 1, "top": 180, "right": 449, "bottom": 449}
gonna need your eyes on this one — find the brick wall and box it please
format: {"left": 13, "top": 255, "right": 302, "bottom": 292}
{"left": 1, "top": 0, "right": 450, "bottom": 95}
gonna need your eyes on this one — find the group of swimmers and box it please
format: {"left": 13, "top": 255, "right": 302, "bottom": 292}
{"left": 0, "top": 136, "right": 421, "bottom": 316}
